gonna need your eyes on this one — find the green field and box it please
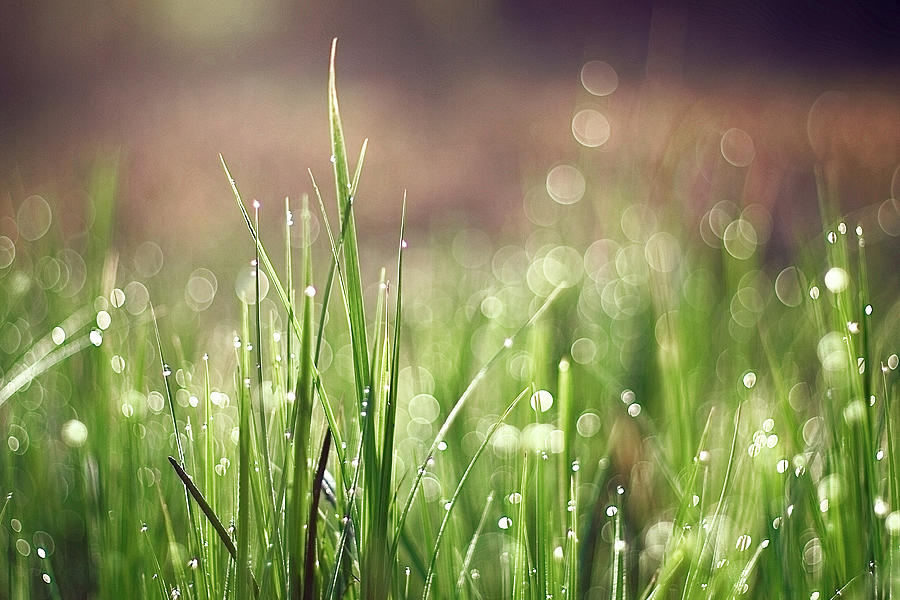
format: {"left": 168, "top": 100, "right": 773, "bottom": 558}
{"left": 2, "top": 42, "right": 899, "bottom": 599}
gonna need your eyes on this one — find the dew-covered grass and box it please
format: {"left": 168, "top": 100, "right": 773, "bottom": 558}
{"left": 1, "top": 41, "right": 899, "bottom": 600}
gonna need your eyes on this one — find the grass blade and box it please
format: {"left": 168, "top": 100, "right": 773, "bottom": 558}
{"left": 422, "top": 387, "right": 529, "bottom": 599}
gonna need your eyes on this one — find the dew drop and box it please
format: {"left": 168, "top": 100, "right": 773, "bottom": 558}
{"left": 498, "top": 516, "right": 513, "bottom": 530}
{"left": 606, "top": 505, "right": 618, "bottom": 516}
{"left": 96, "top": 310, "right": 111, "bottom": 330}
{"left": 89, "top": 330, "right": 102, "bottom": 346}
{"left": 42, "top": 573, "right": 51, "bottom": 584}
{"left": 51, "top": 326, "right": 66, "bottom": 345}
{"left": 742, "top": 371, "right": 757, "bottom": 389}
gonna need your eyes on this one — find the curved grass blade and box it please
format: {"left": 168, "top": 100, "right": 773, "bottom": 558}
{"left": 422, "top": 387, "right": 529, "bottom": 599}
{"left": 454, "top": 491, "right": 494, "bottom": 591}
{"left": 391, "top": 283, "right": 566, "bottom": 564}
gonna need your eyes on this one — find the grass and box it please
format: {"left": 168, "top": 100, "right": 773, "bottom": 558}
{"left": 1, "top": 39, "right": 899, "bottom": 600}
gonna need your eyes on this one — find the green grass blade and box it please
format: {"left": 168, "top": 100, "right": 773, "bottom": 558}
{"left": 422, "top": 387, "right": 529, "bottom": 599}
{"left": 329, "top": 38, "right": 370, "bottom": 407}
{"left": 167, "top": 457, "right": 261, "bottom": 598}
{"left": 391, "top": 283, "right": 566, "bottom": 563}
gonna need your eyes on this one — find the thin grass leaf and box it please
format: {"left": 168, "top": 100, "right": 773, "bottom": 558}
{"left": 422, "top": 387, "right": 529, "bottom": 599}
{"left": 391, "top": 283, "right": 566, "bottom": 564}
{"left": 167, "top": 457, "right": 260, "bottom": 598}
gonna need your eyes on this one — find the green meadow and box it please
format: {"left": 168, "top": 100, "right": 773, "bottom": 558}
{"left": 1, "top": 42, "right": 899, "bottom": 600}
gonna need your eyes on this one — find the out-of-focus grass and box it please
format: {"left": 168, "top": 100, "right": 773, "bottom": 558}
{"left": 1, "top": 41, "right": 899, "bottom": 600}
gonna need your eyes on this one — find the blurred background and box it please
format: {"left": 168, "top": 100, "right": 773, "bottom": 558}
{"left": 1, "top": 0, "right": 899, "bottom": 299}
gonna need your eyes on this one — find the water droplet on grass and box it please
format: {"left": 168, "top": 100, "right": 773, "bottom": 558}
{"left": 742, "top": 371, "right": 757, "bottom": 389}
{"left": 498, "top": 516, "right": 513, "bottom": 529}
{"left": 606, "top": 505, "right": 618, "bottom": 516}
{"left": 51, "top": 326, "right": 65, "bottom": 345}
{"left": 90, "top": 330, "right": 102, "bottom": 346}
{"left": 96, "top": 310, "right": 111, "bottom": 330}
